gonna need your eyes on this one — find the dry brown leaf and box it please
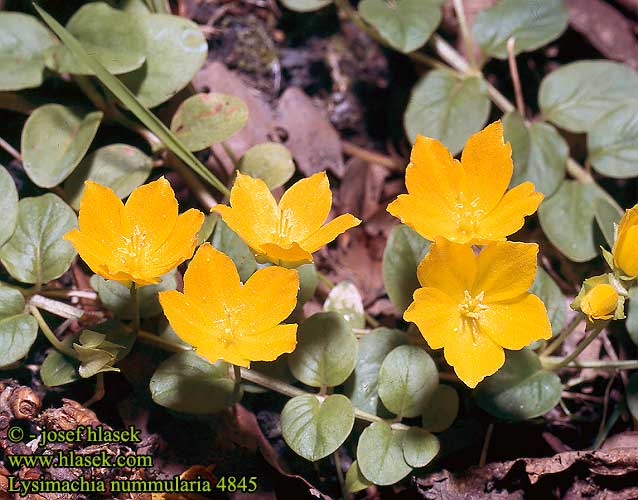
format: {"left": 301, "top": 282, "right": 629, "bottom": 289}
{"left": 336, "top": 158, "right": 388, "bottom": 220}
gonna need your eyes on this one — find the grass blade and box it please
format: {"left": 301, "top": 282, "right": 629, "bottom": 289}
{"left": 33, "top": 3, "right": 230, "bottom": 197}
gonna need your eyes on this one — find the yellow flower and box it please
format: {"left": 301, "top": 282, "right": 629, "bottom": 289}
{"left": 404, "top": 238, "right": 551, "bottom": 388}
{"left": 387, "top": 121, "right": 544, "bottom": 244}
{"left": 64, "top": 177, "right": 204, "bottom": 286}
{"left": 212, "top": 172, "right": 361, "bottom": 267}
{"left": 613, "top": 205, "right": 638, "bottom": 278}
{"left": 579, "top": 284, "right": 619, "bottom": 321}
{"left": 159, "top": 243, "right": 299, "bottom": 367}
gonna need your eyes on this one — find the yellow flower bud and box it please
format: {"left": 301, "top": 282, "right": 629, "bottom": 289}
{"left": 613, "top": 205, "right": 638, "bottom": 279}
{"left": 580, "top": 284, "right": 618, "bottom": 321}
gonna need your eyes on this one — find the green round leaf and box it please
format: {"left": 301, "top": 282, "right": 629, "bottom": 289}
{"left": 346, "top": 328, "right": 408, "bottom": 414}
{"left": 404, "top": 69, "right": 490, "bottom": 155}
{"left": 627, "top": 373, "right": 638, "bottom": 421}
{"left": 474, "top": 349, "right": 561, "bottom": 421}
{"left": 65, "top": 144, "right": 153, "bottom": 210}
{"left": 150, "top": 351, "right": 239, "bottom": 414}
{"left": 421, "top": 384, "right": 459, "bottom": 432}
{"left": 48, "top": 2, "right": 147, "bottom": 75}
{"left": 358, "top": 0, "right": 443, "bottom": 53}
{"left": 196, "top": 214, "right": 217, "bottom": 246}
{"left": 90, "top": 270, "right": 177, "bottom": 319}
{"left": 0, "top": 12, "right": 58, "bottom": 91}
{"left": 530, "top": 268, "right": 567, "bottom": 336}
{"left": 288, "top": 312, "right": 358, "bottom": 388}
{"left": 0, "top": 165, "right": 18, "bottom": 247}
{"left": 539, "top": 61, "right": 638, "bottom": 133}
{"left": 211, "top": 219, "right": 257, "bottom": 282}
{"left": 378, "top": 345, "right": 438, "bottom": 418}
{"left": 538, "top": 180, "right": 602, "bottom": 262}
{"left": 239, "top": 142, "right": 295, "bottom": 190}
{"left": 121, "top": 13, "right": 207, "bottom": 108}
{"left": 383, "top": 224, "right": 430, "bottom": 313}
{"left": 296, "top": 263, "right": 318, "bottom": 306}
{"left": 626, "top": 289, "right": 638, "bottom": 346}
{"left": 588, "top": 102, "right": 638, "bottom": 178}
{"left": 281, "top": 394, "right": 354, "bottom": 461}
{"left": 402, "top": 427, "right": 439, "bottom": 468}
{"left": 0, "top": 194, "right": 77, "bottom": 284}
{"left": 0, "top": 287, "right": 38, "bottom": 368}
{"left": 357, "top": 421, "right": 412, "bottom": 486}
{"left": 324, "top": 281, "right": 365, "bottom": 330}
{"left": 345, "top": 461, "right": 372, "bottom": 494}
{"left": 21, "top": 104, "right": 102, "bottom": 188}
{"left": 170, "top": 93, "right": 248, "bottom": 151}
{"left": 472, "top": 0, "right": 568, "bottom": 59}
{"left": 280, "top": 0, "right": 332, "bottom": 12}
{"left": 502, "top": 111, "right": 567, "bottom": 197}
{"left": 593, "top": 198, "right": 622, "bottom": 249}
{"left": 40, "top": 347, "right": 80, "bottom": 387}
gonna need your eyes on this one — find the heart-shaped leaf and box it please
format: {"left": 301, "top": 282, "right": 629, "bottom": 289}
{"left": 0, "top": 165, "right": 18, "bottom": 247}
{"left": 90, "top": 270, "right": 177, "bottom": 319}
{"left": 626, "top": 289, "right": 638, "bottom": 346}
{"left": 0, "top": 287, "right": 38, "bottom": 368}
{"left": 538, "top": 180, "right": 603, "bottom": 262}
{"left": 239, "top": 142, "right": 295, "bottom": 190}
{"left": 472, "top": 0, "right": 568, "bottom": 59}
{"left": 345, "top": 461, "right": 372, "bottom": 494}
{"left": 593, "top": 198, "right": 622, "bottom": 249}
{"left": 530, "top": 268, "right": 567, "bottom": 336}
{"left": 357, "top": 421, "right": 412, "bottom": 485}
{"left": 288, "top": 312, "right": 358, "bottom": 388}
{"left": 502, "top": 111, "right": 567, "bottom": 197}
{"left": 588, "top": 102, "right": 638, "bottom": 179}
{"left": 150, "top": 351, "right": 239, "bottom": 414}
{"left": 170, "top": 93, "right": 249, "bottom": 151}
{"left": 421, "top": 384, "right": 459, "bottom": 432}
{"left": 211, "top": 219, "right": 257, "bottom": 282}
{"left": 65, "top": 144, "right": 153, "bottom": 210}
{"left": 0, "top": 12, "right": 58, "bottom": 91}
{"left": 296, "top": 263, "right": 318, "bottom": 307}
{"left": 21, "top": 104, "right": 102, "bottom": 188}
{"left": 378, "top": 345, "right": 438, "bottom": 418}
{"left": 281, "top": 394, "right": 354, "bottom": 461}
{"left": 359, "top": 0, "right": 443, "bottom": 53}
{"left": 474, "top": 349, "right": 561, "bottom": 421}
{"left": 402, "top": 427, "right": 439, "bottom": 467}
{"left": 40, "top": 346, "right": 80, "bottom": 387}
{"left": 324, "top": 281, "right": 365, "bottom": 330}
{"left": 47, "top": 2, "right": 146, "bottom": 75}
{"left": 346, "top": 328, "right": 408, "bottom": 414}
{"left": 383, "top": 224, "right": 430, "bottom": 313}
{"left": 121, "top": 13, "right": 207, "bottom": 108}
{"left": 0, "top": 194, "right": 77, "bottom": 285}
{"left": 404, "top": 69, "right": 490, "bottom": 155}
{"left": 539, "top": 61, "right": 638, "bottom": 133}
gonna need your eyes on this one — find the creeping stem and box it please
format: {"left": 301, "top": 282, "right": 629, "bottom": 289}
{"left": 552, "top": 322, "right": 607, "bottom": 370}
{"left": 130, "top": 283, "right": 141, "bottom": 335}
{"left": 29, "top": 305, "right": 78, "bottom": 359}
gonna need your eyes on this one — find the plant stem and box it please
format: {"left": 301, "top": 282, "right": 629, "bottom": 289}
{"left": 28, "top": 294, "right": 87, "bottom": 320}
{"left": 333, "top": 450, "right": 345, "bottom": 498}
{"left": 84, "top": 373, "right": 105, "bottom": 407}
{"left": 0, "top": 136, "right": 21, "bottom": 162}
{"left": 452, "top": 0, "right": 476, "bottom": 68}
{"left": 29, "top": 305, "right": 79, "bottom": 359}
{"left": 341, "top": 140, "right": 404, "bottom": 171}
{"left": 541, "top": 356, "right": 638, "bottom": 371}
{"left": 541, "top": 312, "right": 584, "bottom": 356}
{"left": 478, "top": 422, "right": 494, "bottom": 467}
{"left": 233, "top": 364, "right": 242, "bottom": 401}
{"left": 222, "top": 141, "right": 239, "bottom": 169}
{"left": 552, "top": 322, "right": 606, "bottom": 370}
{"left": 130, "top": 283, "right": 140, "bottom": 334}
{"left": 136, "top": 330, "right": 192, "bottom": 352}
{"left": 506, "top": 37, "right": 525, "bottom": 116}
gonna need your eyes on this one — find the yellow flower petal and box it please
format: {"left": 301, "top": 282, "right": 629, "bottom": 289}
{"left": 475, "top": 182, "right": 544, "bottom": 242}
{"left": 580, "top": 283, "right": 618, "bottom": 320}
{"left": 77, "top": 181, "right": 126, "bottom": 248}
{"left": 240, "top": 265, "right": 299, "bottom": 331}
{"left": 123, "top": 177, "right": 178, "bottom": 251}
{"left": 460, "top": 120, "right": 513, "bottom": 214}
{"left": 278, "top": 172, "right": 331, "bottom": 242}
{"left": 158, "top": 290, "right": 220, "bottom": 350}
{"left": 183, "top": 243, "right": 241, "bottom": 305}
{"left": 64, "top": 229, "right": 123, "bottom": 281}
{"left": 480, "top": 294, "right": 552, "bottom": 350}
{"left": 258, "top": 242, "right": 313, "bottom": 267}
{"left": 300, "top": 213, "right": 361, "bottom": 253}
{"left": 474, "top": 241, "right": 538, "bottom": 302}
{"left": 416, "top": 238, "right": 476, "bottom": 301}
{"left": 233, "top": 324, "right": 298, "bottom": 365}
{"left": 443, "top": 325, "right": 505, "bottom": 389}
{"left": 386, "top": 194, "right": 459, "bottom": 242}
{"left": 404, "top": 287, "right": 460, "bottom": 349}
{"left": 613, "top": 206, "right": 638, "bottom": 278}
{"left": 211, "top": 205, "right": 266, "bottom": 252}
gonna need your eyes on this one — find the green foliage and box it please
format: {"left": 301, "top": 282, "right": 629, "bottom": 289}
{"left": 404, "top": 69, "right": 490, "bottom": 155}
{"left": 0, "top": 166, "right": 18, "bottom": 247}
{"left": 21, "top": 104, "right": 102, "bottom": 188}
{"left": 323, "top": 281, "right": 365, "bottom": 330}
{"left": 421, "top": 384, "right": 459, "bottom": 432}
{"left": 530, "top": 268, "right": 567, "bottom": 336}
{"left": 170, "top": 93, "right": 249, "bottom": 151}
{"left": 474, "top": 349, "right": 562, "bottom": 421}
{"left": 357, "top": 421, "right": 412, "bottom": 485}
{"left": 281, "top": 394, "right": 354, "bottom": 461}
{"left": 402, "top": 427, "right": 439, "bottom": 468}
{"left": 288, "top": 312, "right": 358, "bottom": 388}
{"left": 345, "top": 461, "right": 372, "bottom": 494}
{"left": 40, "top": 345, "right": 80, "bottom": 387}
{"left": 296, "top": 263, "right": 318, "bottom": 306}
{"left": 0, "top": 286, "right": 38, "bottom": 369}
{"left": 626, "top": 289, "right": 638, "bottom": 346}
{"left": 280, "top": 0, "right": 332, "bottom": 12}
{"left": 211, "top": 219, "right": 257, "bottom": 282}
{"left": 239, "top": 143, "right": 295, "bottom": 190}
{"left": 150, "top": 351, "right": 239, "bottom": 414}
{"left": 593, "top": 198, "right": 621, "bottom": 249}
{"left": 359, "top": 0, "right": 443, "bottom": 53}
{"left": 472, "top": 0, "right": 568, "bottom": 58}
{"left": 383, "top": 224, "right": 430, "bottom": 313}
{"left": 73, "top": 330, "right": 125, "bottom": 378}
{"left": 0, "top": 194, "right": 77, "bottom": 285}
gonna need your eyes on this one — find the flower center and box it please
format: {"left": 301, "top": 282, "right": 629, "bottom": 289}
{"left": 114, "top": 226, "right": 151, "bottom": 269}
{"left": 453, "top": 193, "right": 484, "bottom": 237}
{"left": 276, "top": 208, "right": 295, "bottom": 244}
{"left": 459, "top": 290, "right": 488, "bottom": 319}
